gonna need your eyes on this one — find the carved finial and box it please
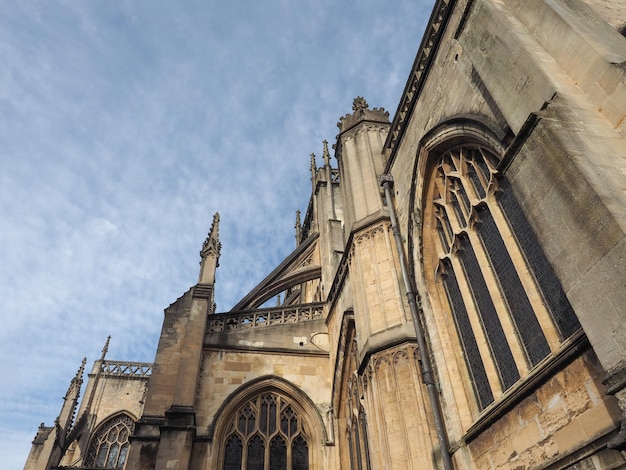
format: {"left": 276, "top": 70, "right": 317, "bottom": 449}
{"left": 295, "top": 210, "right": 302, "bottom": 247}
{"left": 101, "top": 336, "right": 111, "bottom": 361}
{"left": 276, "top": 294, "right": 281, "bottom": 307}
{"left": 201, "top": 212, "right": 222, "bottom": 259}
{"left": 352, "top": 96, "right": 369, "bottom": 111}
{"left": 322, "top": 140, "right": 331, "bottom": 167}
{"left": 310, "top": 153, "right": 317, "bottom": 177}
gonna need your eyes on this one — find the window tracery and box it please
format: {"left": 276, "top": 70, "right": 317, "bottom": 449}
{"left": 85, "top": 413, "right": 134, "bottom": 469}
{"left": 222, "top": 392, "right": 309, "bottom": 470}
{"left": 427, "top": 144, "right": 580, "bottom": 410}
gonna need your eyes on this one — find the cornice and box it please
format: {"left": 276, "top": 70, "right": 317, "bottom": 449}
{"left": 384, "top": 0, "right": 458, "bottom": 172}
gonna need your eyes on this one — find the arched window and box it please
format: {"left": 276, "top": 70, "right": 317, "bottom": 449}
{"left": 85, "top": 413, "right": 134, "bottom": 469}
{"left": 221, "top": 391, "right": 309, "bottom": 470}
{"left": 426, "top": 144, "right": 580, "bottom": 410}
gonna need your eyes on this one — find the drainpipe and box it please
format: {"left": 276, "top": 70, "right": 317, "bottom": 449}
{"left": 380, "top": 174, "right": 453, "bottom": 470}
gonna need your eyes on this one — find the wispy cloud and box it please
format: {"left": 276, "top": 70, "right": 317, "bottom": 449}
{"left": 0, "top": 1, "right": 434, "bottom": 467}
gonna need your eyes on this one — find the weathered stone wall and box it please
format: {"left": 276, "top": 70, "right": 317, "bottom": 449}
{"left": 386, "top": 0, "right": 626, "bottom": 466}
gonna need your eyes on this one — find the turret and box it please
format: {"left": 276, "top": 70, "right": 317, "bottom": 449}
{"left": 335, "top": 97, "right": 390, "bottom": 231}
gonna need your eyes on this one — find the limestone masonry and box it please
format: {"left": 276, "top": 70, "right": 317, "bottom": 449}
{"left": 25, "top": 0, "right": 626, "bottom": 468}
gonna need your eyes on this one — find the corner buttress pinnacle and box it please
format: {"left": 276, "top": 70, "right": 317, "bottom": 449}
{"left": 198, "top": 212, "right": 221, "bottom": 285}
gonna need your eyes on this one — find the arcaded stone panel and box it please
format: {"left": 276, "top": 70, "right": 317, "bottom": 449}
{"left": 350, "top": 222, "right": 408, "bottom": 339}
{"left": 467, "top": 351, "right": 621, "bottom": 468}
{"left": 363, "top": 344, "right": 436, "bottom": 470}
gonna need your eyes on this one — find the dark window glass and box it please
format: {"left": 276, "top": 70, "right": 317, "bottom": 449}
{"left": 498, "top": 180, "right": 581, "bottom": 338}
{"left": 269, "top": 436, "right": 287, "bottom": 470}
{"left": 292, "top": 436, "right": 309, "bottom": 470}
{"left": 477, "top": 207, "right": 551, "bottom": 365}
{"left": 458, "top": 236, "right": 520, "bottom": 389}
{"left": 442, "top": 262, "right": 495, "bottom": 409}
{"left": 246, "top": 435, "right": 264, "bottom": 470}
{"left": 86, "top": 414, "right": 134, "bottom": 469}
{"left": 224, "top": 435, "right": 242, "bottom": 470}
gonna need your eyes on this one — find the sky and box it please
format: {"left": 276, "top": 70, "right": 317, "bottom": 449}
{"left": 0, "top": 1, "right": 435, "bottom": 467}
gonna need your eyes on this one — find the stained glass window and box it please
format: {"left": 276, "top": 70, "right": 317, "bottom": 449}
{"left": 428, "top": 145, "right": 579, "bottom": 410}
{"left": 222, "top": 392, "right": 309, "bottom": 470}
{"left": 85, "top": 414, "right": 134, "bottom": 469}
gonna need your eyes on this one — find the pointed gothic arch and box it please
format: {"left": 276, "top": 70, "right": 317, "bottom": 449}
{"left": 410, "top": 118, "right": 581, "bottom": 416}
{"left": 209, "top": 376, "right": 327, "bottom": 469}
{"left": 84, "top": 411, "right": 137, "bottom": 469}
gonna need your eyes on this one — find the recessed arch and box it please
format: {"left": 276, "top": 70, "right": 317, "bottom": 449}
{"left": 409, "top": 119, "right": 580, "bottom": 415}
{"left": 208, "top": 375, "right": 327, "bottom": 470}
{"left": 85, "top": 411, "right": 137, "bottom": 469}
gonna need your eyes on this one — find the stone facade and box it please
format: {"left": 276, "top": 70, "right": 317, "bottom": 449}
{"left": 25, "top": 0, "right": 626, "bottom": 468}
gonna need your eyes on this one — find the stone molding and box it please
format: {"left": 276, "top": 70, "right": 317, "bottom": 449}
{"left": 384, "top": 0, "right": 457, "bottom": 167}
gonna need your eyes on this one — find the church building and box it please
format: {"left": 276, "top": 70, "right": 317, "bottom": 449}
{"left": 25, "top": 0, "right": 626, "bottom": 468}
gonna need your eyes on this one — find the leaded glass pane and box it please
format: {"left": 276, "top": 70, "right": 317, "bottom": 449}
{"left": 442, "top": 262, "right": 494, "bottom": 409}
{"left": 477, "top": 207, "right": 551, "bottom": 365}
{"left": 247, "top": 435, "right": 264, "bottom": 470}
{"left": 498, "top": 179, "right": 581, "bottom": 338}
{"left": 458, "top": 236, "right": 520, "bottom": 389}
{"left": 292, "top": 436, "right": 309, "bottom": 470}
{"left": 269, "top": 436, "right": 287, "bottom": 470}
{"left": 224, "top": 435, "right": 243, "bottom": 470}
{"left": 224, "top": 392, "right": 309, "bottom": 470}
{"left": 86, "top": 414, "right": 134, "bottom": 469}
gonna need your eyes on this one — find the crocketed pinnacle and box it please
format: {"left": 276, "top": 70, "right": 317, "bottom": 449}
{"left": 201, "top": 212, "right": 221, "bottom": 259}
{"left": 310, "top": 153, "right": 317, "bottom": 178}
{"left": 322, "top": 140, "right": 331, "bottom": 167}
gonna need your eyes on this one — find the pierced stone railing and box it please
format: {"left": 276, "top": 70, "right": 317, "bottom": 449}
{"left": 208, "top": 303, "right": 325, "bottom": 333}
{"left": 101, "top": 361, "right": 152, "bottom": 377}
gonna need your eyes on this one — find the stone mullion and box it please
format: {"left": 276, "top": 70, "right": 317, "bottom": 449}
{"left": 465, "top": 228, "right": 529, "bottom": 376}
{"left": 449, "top": 255, "right": 504, "bottom": 398}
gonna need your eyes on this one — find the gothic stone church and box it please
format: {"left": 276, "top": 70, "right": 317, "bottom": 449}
{"left": 25, "top": 0, "right": 626, "bottom": 469}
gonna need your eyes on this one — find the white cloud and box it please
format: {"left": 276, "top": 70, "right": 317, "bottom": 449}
{"left": 0, "top": 1, "right": 435, "bottom": 467}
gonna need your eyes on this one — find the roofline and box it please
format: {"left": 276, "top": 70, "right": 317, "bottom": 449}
{"left": 383, "top": 0, "right": 458, "bottom": 172}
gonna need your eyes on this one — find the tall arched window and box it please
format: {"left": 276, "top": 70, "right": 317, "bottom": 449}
{"left": 221, "top": 391, "right": 309, "bottom": 470}
{"left": 425, "top": 144, "right": 580, "bottom": 410}
{"left": 85, "top": 413, "right": 134, "bottom": 469}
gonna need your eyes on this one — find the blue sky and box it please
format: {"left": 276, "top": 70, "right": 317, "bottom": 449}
{"left": 0, "top": 1, "right": 434, "bottom": 467}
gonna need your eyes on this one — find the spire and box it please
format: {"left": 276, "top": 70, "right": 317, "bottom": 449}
{"left": 322, "top": 140, "right": 331, "bottom": 168}
{"left": 199, "top": 212, "right": 221, "bottom": 284}
{"left": 201, "top": 212, "right": 221, "bottom": 260}
{"left": 100, "top": 335, "right": 110, "bottom": 361}
{"left": 295, "top": 210, "right": 302, "bottom": 247}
